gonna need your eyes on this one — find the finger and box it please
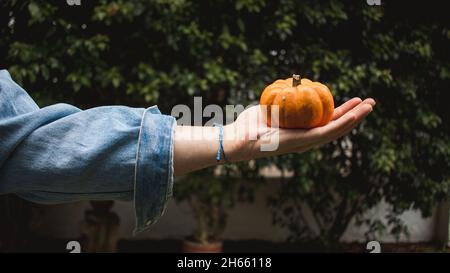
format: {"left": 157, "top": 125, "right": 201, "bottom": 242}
{"left": 349, "top": 103, "right": 373, "bottom": 121}
{"left": 278, "top": 101, "right": 373, "bottom": 154}
{"left": 300, "top": 102, "right": 372, "bottom": 145}
{"left": 332, "top": 97, "right": 362, "bottom": 120}
{"left": 336, "top": 100, "right": 373, "bottom": 126}
{"left": 327, "top": 104, "right": 372, "bottom": 142}
{"left": 298, "top": 104, "right": 373, "bottom": 152}
{"left": 306, "top": 109, "right": 357, "bottom": 140}
{"left": 363, "top": 98, "right": 376, "bottom": 107}
{"left": 333, "top": 97, "right": 376, "bottom": 121}
{"left": 296, "top": 117, "right": 356, "bottom": 153}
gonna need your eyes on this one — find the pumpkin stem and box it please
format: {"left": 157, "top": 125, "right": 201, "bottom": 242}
{"left": 292, "top": 74, "right": 301, "bottom": 87}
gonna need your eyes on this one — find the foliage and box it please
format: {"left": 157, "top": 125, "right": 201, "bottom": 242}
{"left": 1, "top": 1, "right": 449, "bottom": 246}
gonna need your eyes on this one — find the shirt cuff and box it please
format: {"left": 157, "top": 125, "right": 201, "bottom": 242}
{"left": 133, "top": 106, "right": 176, "bottom": 234}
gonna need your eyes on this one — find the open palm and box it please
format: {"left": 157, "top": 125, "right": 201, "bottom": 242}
{"left": 225, "top": 97, "right": 375, "bottom": 161}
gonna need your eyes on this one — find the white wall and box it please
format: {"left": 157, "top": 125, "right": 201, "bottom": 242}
{"left": 341, "top": 200, "right": 437, "bottom": 242}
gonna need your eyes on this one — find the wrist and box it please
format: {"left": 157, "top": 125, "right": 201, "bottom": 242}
{"left": 222, "top": 123, "right": 251, "bottom": 163}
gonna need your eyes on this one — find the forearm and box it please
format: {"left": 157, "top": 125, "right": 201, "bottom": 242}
{"left": 173, "top": 124, "right": 238, "bottom": 176}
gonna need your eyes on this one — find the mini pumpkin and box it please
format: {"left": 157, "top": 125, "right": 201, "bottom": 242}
{"left": 260, "top": 74, "right": 334, "bottom": 129}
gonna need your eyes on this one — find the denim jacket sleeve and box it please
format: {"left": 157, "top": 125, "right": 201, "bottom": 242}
{"left": 0, "top": 69, "right": 176, "bottom": 234}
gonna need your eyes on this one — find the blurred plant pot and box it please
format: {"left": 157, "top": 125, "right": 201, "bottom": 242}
{"left": 182, "top": 238, "right": 223, "bottom": 253}
{"left": 80, "top": 200, "right": 120, "bottom": 253}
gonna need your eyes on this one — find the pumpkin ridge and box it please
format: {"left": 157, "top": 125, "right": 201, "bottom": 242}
{"left": 302, "top": 86, "right": 323, "bottom": 127}
{"left": 311, "top": 84, "right": 334, "bottom": 126}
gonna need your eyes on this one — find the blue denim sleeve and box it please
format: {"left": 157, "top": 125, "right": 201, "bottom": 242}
{"left": 0, "top": 69, "right": 176, "bottom": 234}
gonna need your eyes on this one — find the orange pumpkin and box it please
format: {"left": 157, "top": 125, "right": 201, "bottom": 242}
{"left": 260, "top": 74, "right": 334, "bottom": 129}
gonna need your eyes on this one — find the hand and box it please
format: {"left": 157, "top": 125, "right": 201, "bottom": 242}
{"left": 173, "top": 97, "right": 375, "bottom": 176}
{"left": 223, "top": 97, "right": 375, "bottom": 162}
